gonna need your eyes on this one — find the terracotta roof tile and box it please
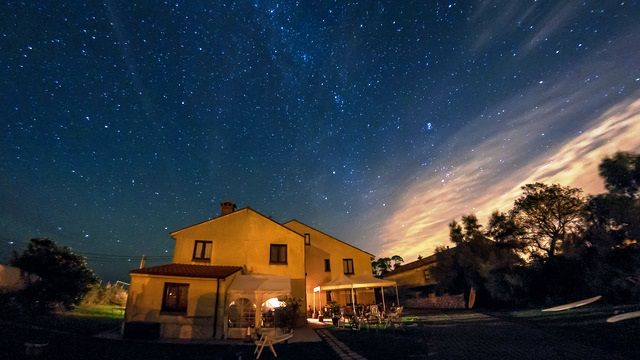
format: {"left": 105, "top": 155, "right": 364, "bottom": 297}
{"left": 130, "top": 263, "right": 242, "bottom": 279}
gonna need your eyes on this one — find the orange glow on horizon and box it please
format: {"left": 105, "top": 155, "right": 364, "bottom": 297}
{"left": 380, "top": 97, "right": 640, "bottom": 261}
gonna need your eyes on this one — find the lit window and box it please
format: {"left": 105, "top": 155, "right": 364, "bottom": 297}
{"left": 162, "top": 283, "right": 188, "bottom": 314}
{"left": 193, "top": 240, "right": 212, "bottom": 261}
{"left": 343, "top": 259, "right": 354, "bottom": 275}
{"left": 270, "top": 244, "right": 287, "bottom": 264}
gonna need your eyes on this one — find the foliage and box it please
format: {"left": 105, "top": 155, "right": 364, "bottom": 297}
{"left": 274, "top": 296, "right": 301, "bottom": 331}
{"left": 10, "top": 238, "right": 98, "bottom": 313}
{"left": 431, "top": 215, "right": 526, "bottom": 307}
{"left": 598, "top": 151, "right": 640, "bottom": 198}
{"left": 511, "top": 183, "right": 586, "bottom": 259}
{"left": 371, "top": 255, "right": 404, "bottom": 277}
{"left": 81, "top": 282, "right": 128, "bottom": 307}
{"left": 430, "top": 152, "right": 640, "bottom": 308}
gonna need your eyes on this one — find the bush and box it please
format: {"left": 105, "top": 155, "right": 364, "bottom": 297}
{"left": 11, "top": 238, "right": 98, "bottom": 313}
{"left": 274, "top": 296, "right": 301, "bottom": 331}
{"left": 82, "top": 282, "right": 128, "bottom": 306}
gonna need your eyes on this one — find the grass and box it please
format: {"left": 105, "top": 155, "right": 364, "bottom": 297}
{"left": 489, "top": 304, "right": 640, "bottom": 359}
{"left": 70, "top": 304, "right": 126, "bottom": 318}
{"left": 332, "top": 326, "right": 430, "bottom": 359}
{"left": 2, "top": 304, "right": 124, "bottom": 336}
{"left": 0, "top": 304, "right": 336, "bottom": 360}
{"left": 330, "top": 306, "right": 640, "bottom": 359}
{"left": 4, "top": 304, "right": 639, "bottom": 359}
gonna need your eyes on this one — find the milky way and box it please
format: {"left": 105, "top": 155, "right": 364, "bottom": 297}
{"left": 1, "top": 1, "right": 639, "bottom": 280}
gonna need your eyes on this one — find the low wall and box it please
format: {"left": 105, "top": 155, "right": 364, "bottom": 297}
{"left": 405, "top": 293, "right": 466, "bottom": 309}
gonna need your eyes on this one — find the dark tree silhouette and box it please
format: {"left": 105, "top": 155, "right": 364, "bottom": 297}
{"left": 511, "top": 183, "right": 586, "bottom": 259}
{"left": 371, "top": 255, "right": 404, "bottom": 277}
{"left": 11, "top": 238, "right": 98, "bottom": 313}
{"left": 588, "top": 152, "right": 640, "bottom": 248}
{"left": 599, "top": 151, "right": 640, "bottom": 198}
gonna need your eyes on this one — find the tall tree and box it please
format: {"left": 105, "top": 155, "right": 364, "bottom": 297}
{"left": 390, "top": 255, "right": 404, "bottom": 270}
{"left": 11, "top": 238, "right": 98, "bottom": 312}
{"left": 372, "top": 255, "right": 405, "bottom": 277}
{"left": 587, "top": 151, "right": 640, "bottom": 248}
{"left": 511, "top": 183, "right": 586, "bottom": 259}
{"left": 599, "top": 151, "right": 640, "bottom": 198}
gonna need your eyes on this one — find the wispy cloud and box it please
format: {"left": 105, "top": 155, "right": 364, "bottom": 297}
{"left": 369, "top": 28, "right": 640, "bottom": 260}
{"left": 519, "top": 2, "right": 578, "bottom": 54}
{"left": 379, "top": 96, "right": 640, "bottom": 260}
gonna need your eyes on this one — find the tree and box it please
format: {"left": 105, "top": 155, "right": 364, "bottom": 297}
{"left": 511, "top": 183, "right": 586, "bottom": 260}
{"left": 599, "top": 151, "right": 640, "bottom": 198}
{"left": 587, "top": 152, "right": 640, "bottom": 249}
{"left": 432, "top": 214, "right": 528, "bottom": 307}
{"left": 371, "top": 255, "right": 404, "bottom": 277}
{"left": 11, "top": 238, "right": 98, "bottom": 313}
{"left": 390, "top": 255, "right": 404, "bottom": 270}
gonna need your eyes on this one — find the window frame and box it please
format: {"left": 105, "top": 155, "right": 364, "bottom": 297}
{"left": 161, "top": 282, "right": 189, "bottom": 315}
{"left": 324, "top": 259, "right": 331, "bottom": 272}
{"left": 269, "top": 244, "right": 288, "bottom": 264}
{"left": 192, "top": 240, "right": 212, "bottom": 261}
{"left": 304, "top": 233, "right": 311, "bottom": 246}
{"left": 343, "top": 258, "right": 354, "bottom": 275}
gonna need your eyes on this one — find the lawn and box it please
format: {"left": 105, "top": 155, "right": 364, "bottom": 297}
{"left": 330, "top": 307, "right": 640, "bottom": 360}
{"left": 0, "top": 304, "right": 336, "bottom": 360}
{"left": 331, "top": 325, "right": 430, "bottom": 359}
{"left": 490, "top": 304, "right": 640, "bottom": 360}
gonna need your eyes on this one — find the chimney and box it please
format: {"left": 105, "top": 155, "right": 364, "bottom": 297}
{"left": 220, "top": 201, "right": 237, "bottom": 216}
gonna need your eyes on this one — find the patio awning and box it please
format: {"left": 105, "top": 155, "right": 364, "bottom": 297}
{"left": 314, "top": 273, "right": 396, "bottom": 292}
{"left": 227, "top": 274, "right": 291, "bottom": 303}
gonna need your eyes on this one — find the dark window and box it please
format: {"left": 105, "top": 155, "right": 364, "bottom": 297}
{"left": 161, "top": 283, "right": 188, "bottom": 314}
{"left": 304, "top": 233, "right": 311, "bottom": 245}
{"left": 269, "top": 244, "right": 287, "bottom": 264}
{"left": 192, "top": 240, "right": 212, "bottom": 260}
{"left": 324, "top": 259, "right": 331, "bottom": 272}
{"left": 343, "top": 259, "right": 354, "bottom": 275}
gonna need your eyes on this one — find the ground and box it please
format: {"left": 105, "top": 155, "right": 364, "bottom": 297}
{"left": 1, "top": 304, "right": 638, "bottom": 359}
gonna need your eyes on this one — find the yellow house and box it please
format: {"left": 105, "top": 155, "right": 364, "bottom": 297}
{"left": 124, "top": 202, "right": 382, "bottom": 339}
{"left": 382, "top": 254, "right": 438, "bottom": 298}
{"left": 382, "top": 250, "right": 466, "bottom": 309}
{"left": 283, "top": 220, "right": 378, "bottom": 313}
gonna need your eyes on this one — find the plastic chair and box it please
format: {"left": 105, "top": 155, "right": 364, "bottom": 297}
{"left": 254, "top": 330, "right": 294, "bottom": 359}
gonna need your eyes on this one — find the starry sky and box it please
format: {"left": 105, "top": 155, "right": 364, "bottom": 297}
{"left": 2, "top": 1, "right": 640, "bottom": 281}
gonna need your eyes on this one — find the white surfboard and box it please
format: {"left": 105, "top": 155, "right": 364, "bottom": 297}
{"left": 606, "top": 310, "right": 640, "bottom": 323}
{"left": 541, "top": 295, "right": 602, "bottom": 312}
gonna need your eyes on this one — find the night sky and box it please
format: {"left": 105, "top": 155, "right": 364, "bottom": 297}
{"left": 2, "top": 1, "right": 640, "bottom": 281}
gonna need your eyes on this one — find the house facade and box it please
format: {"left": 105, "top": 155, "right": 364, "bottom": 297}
{"left": 382, "top": 254, "right": 438, "bottom": 298}
{"left": 124, "top": 202, "right": 376, "bottom": 339}
{"left": 383, "top": 250, "right": 467, "bottom": 309}
{"left": 283, "top": 220, "right": 376, "bottom": 312}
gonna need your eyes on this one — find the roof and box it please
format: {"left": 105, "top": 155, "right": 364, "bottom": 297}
{"left": 315, "top": 273, "right": 396, "bottom": 291}
{"left": 227, "top": 274, "right": 291, "bottom": 302}
{"left": 169, "top": 207, "right": 303, "bottom": 240}
{"left": 130, "top": 264, "right": 242, "bottom": 279}
{"left": 283, "top": 219, "right": 375, "bottom": 257}
{"left": 383, "top": 253, "right": 439, "bottom": 277}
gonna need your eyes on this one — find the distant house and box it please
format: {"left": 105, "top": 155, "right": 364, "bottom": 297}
{"left": 383, "top": 249, "right": 466, "bottom": 309}
{"left": 125, "top": 202, "right": 387, "bottom": 339}
{"left": 0, "top": 264, "right": 38, "bottom": 292}
{"left": 383, "top": 254, "right": 438, "bottom": 299}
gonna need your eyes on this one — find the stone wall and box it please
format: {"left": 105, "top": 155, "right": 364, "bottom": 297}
{"left": 405, "top": 293, "right": 466, "bottom": 309}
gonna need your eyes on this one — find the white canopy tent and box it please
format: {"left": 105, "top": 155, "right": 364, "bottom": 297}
{"left": 226, "top": 274, "right": 292, "bottom": 337}
{"left": 312, "top": 273, "right": 399, "bottom": 314}
{"left": 227, "top": 274, "right": 292, "bottom": 304}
